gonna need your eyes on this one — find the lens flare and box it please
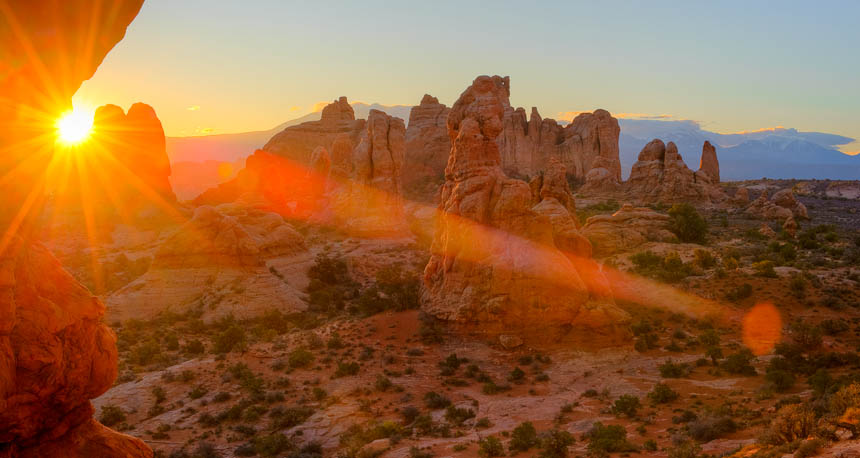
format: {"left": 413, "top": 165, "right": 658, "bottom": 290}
{"left": 56, "top": 108, "right": 94, "bottom": 145}
{"left": 742, "top": 302, "right": 782, "bottom": 355}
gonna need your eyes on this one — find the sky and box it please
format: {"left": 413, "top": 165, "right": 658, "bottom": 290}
{"left": 74, "top": 0, "right": 860, "bottom": 154}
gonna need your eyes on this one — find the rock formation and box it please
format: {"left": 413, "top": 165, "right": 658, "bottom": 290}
{"left": 497, "top": 104, "right": 621, "bottom": 188}
{"left": 421, "top": 75, "right": 628, "bottom": 342}
{"left": 107, "top": 205, "right": 306, "bottom": 322}
{"left": 0, "top": 1, "right": 152, "bottom": 456}
{"left": 90, "top": 102, "right": 177, "bottom": 204}
{"left": 771, "top": 189, "right": 809, "bottom": 219}
{"left": 732, "top": 187, "right": 750, "bottom": 206}
{"left": 334, "top": 110, "right": 409, "bottom": 236}
{"left": 403, "top": 95, "right": 450, "bottom": 196}
{"left": 626, "top": 139, "right": 725, "bottom": 204}
{"left": 783, "top": 215, "right": 798, "bottom": 238}
{"left": 263, "top": 97, "right": 365, "bottom": 164}
{"left": 582, "top": 204, "right": 676, "bottom": 256}
{"left": 529, "top": 159, "right": 592, "bottom": 257}
{"left": 698, "top": 140, "right": 720, "bottom": 183}
{"left": 745, "top": 189, "right": 808, "bottom": 221}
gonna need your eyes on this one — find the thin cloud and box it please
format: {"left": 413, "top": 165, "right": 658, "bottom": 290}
{"left": 289, "top": 105, "right": 302, "bottom": 112}
{"left": 614, "top": 113, "right": 675, "bottom": 120}
{"left": 186, "top": 105, "right": 200, "bottom": 111}
{"left": 311, "top": 101, "right": 329, "bottom": 112}
{"left": 556, "top": 111, "right": 590, "bottom": 122}
{"left": 195, "top": 127, "right": 214, "bottom": 134}
{"left": 845, "top": 151, "right": 860, "bottom": 156}
{"left": 727, "top": 126, "right": 786, "bottom": 135}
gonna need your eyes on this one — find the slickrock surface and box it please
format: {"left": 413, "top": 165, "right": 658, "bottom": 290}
{"left": 404, "top": 94, "right": 451, "bottom": 196}
{"left": 582, "top": 204, "right": 675, "bottom": 256}
{"left": 263, "top": 97, "right": 365, "bottom": 164}
{"left": 626, "top": 139, "right": 726, "bottom": 204}
{"left": 421, "top": 75, "right": 628, "bottom": 343}
{"left": 106, "top": 206, "right": 306, "bottom": 322}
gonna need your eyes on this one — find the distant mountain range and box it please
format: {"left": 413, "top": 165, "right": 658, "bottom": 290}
{"left": 619, "top": 119, "right": 858, "bottom": 180}
{"left": 167, "top": 103, "right": 858, "bottom": 199}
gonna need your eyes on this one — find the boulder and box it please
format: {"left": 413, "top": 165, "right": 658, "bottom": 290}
{"left": 530, "top": 159, "right": 592, "bottom": 258}
{"left": 783, "top": 215, "right": 798, "bottom": 238}
{"left": 759, "top": 223, "right": 777, "bottom": 238}
{"left": 745, "top": 189, "right": 805, "bottom": 221}
{"left": 421, "top": 75, "right": 628, "bottom": 343}
{"left": 771, "top": 189, "right": 808, "bottom": 219}
{"left": 731, "top": 187, "right": 750, "bottom": 206}
{"left": 582, "top": 204, "right": 676, "bottom": 256}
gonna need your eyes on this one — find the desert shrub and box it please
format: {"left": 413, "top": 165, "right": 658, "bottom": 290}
{"left": 722, "top": 349, "right": 757, "bottom": 375}
{"left": 538, "top": 430, "right": 575, "bottom": 458}
{"left": 725, "top": 283, "right": 753, "bottom": 302}
{"left": 828, "top": 383, "right": 860, "bottom": 417}
{"left": 648, "top": 382, "right": 680, "bottom": 403}
{"left": 658, "top": 359, "right": 692, "bottom": 378}
{"left": 229, "top": 363, "right": 264, "bottom": 394}
{"left": 611, "top": 394, "right": 641, "bottom": 418}
{"left": 631, "top": 251, "right": 692, "bottom": 283}
{"left": 189, "top": 385, "right": 208, "bottom": 399}
{"left": 752, "top": 260, "right": 777, "bottom": 278}
{"left": 334, "top": 361, "right": 360, "bottom": 377}
{"left": 306, "top": 252, "right": 357, "bottom": 313}
{"left": 820, "top": 318, "right": 850, "bottom": 335}
{"left": 326, "top": 332, "right": 344, "bottom": 349}
{"left": 99, "top": 405, "right": 126, "bottom": 427}
{"left": 423, "top": 392, "right": 451, "bottom": 409}
{"left": 791, "top": 322, "right": 823, "bottom": 351}
{"left": 584, "top": 422, "right": 637, "bottom": 454}
{"left": 760, "top": 404, "right": 817, "bottom": 445}
{"left": 509, "top": 421, "right": 538, "bottom": 452}
{"left": 184, "top": 339, "right": 205, "bottom": 355}
{"left": 213, "top": 325, "right": 246, "bottom": 354}
{"left": 634, "top": 333, "right": 659, "bottom": 352}
{"left": 765, "top": 369, "right": 796, "bottom": 392}
{"left": 794, "top": 438, "right": 826, "bottom": 458}
{"left": 668, "top": 203, "right": 708, "bottom": 244}
{"left": 400, "top": 406, "right": 420, "bottom": 424}
{"left": 808, "top": 369, "right": 835, "bottom": 396}
{"left": 355, "top": 266, "right": 421, "bottom": 316}
{"left": 688, "top": 415, "right": 737, "bottom": 441}
{"left": 667, "top": 441, "right": 702, "bottom": 458}
{"left": 478, "top": 436, "right": 504, "bottom": 457}
{"left": 508, "top": 367, "right": 526, "bottom": 383}
{"left": 693, "top": 249, "right": 716, "bottom": 268}
{"left": 288, "top": 347, "right": 314, "bottom": 368}
{"left": 270, "top": 406, "right": 314, "bottom": 429}
{"left": 246, "top": 433, "right": 292, "bottom": 457}
{"left": 444, "top": 405, "right": 475, "bottom": 426}
{"left": 130, "top": 340, "right": 161, "bottom": 365}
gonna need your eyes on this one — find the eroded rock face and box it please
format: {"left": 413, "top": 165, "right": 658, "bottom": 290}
{"left": 771, "top": 189, "right": 808, "bottom": 219}
{"left": 334, "top": 110, "right": 409, "bottom": 236}
{"left": 626, "top": 140, "right": 725, "bottom": 204}
{"left": 529, "top": 159, "right": 591, "bottom": 257}
{"left": 732, "top": 187, "right": 751, "bottom": 206}
{"left": 582, "top": 204, "right": 675, "bottom": 256}
{"left": 497, "top": 104, "right": 621, "bottom": 187}
{"left": 263, "top": 97, "right": 365, "bottom": 165}
{"left": 0, "top": 1, "right": 151, "bottom": 456}
{"left": 403, "top": 95, "right": 450, "bottom": 196}
{"left": 422, "top": 75, "right": 628, "bottom": 342}
{"left": 0, "top": 237, "right": 151, "bottom": 457}
{"left": 107, "top": 205, "right": 306, "bottom": 322}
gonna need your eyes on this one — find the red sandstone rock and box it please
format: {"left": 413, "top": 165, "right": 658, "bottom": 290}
{"left": 626, "top": 139, "right": 725, "bottom": 204}
{"left": 745, "top": 189, "right": 806, "bottom": 221}
{"left": 263, "top": 97, "right": 365, "bottom": 164}
{"left": 698, "top": 140, "right": 720, "bottom": 183}
{"left": 404, "top": 94, "right": 450, "bottom": 194}
{"left": 421, "top": 75, "right": 628, "bottom": 341}
{"left": 582, "top": 204, "right": 675, "bottom": 256}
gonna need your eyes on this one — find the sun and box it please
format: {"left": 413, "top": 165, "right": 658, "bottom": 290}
{"left": 56, "top": 107, "right": 94, "bottom": 145}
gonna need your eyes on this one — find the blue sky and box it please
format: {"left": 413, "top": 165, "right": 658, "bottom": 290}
{"left": 75, "top": 0, "right": 859, "bottom": 153}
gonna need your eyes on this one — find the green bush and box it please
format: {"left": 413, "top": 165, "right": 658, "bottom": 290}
{"left": 668, "top": 203, "right": 707, "bottom": 244}
{"left": 288, "top": 347, "right": 314, "bottom": 368}
{"left": 213, "top": 325, "right": 246, "bottom": 354}
{"left": 444, "top": 405, "right": 475, "bottom": 426}
{"left": 611, "top": 395, "right": 641, "bottom": 417}
{"left": 688, "top": 415, "right": 737, "bottom": 441}
{"left": 334, "top": 361, "right": 360, "bottom": 377}
{"left": 765, "top": 369, "right": 796, "bottom": 392}
{"left": 585, "top": 422, "right": 637, "bottom": 454}
{"left": 752, "top": 260, "right": 777, "bottom": 278}
{"left": 423, "top": 391, "right": 451, "bottom": 409}
{"left": 509, "top": 421, "right": 538, "bottom": 452}
{"left": 648, "top": 382, "right": 679, "bottom": 403}
{"left": 99, "top": 405, "right": 126, "bottom": 427}
{"left": 658, "top": 359, "right": 691, "bottom": 378}
{"left": 721, "top": 348, "right": 757, "bottom": 375}
{"left": 538, "top": 430, "right": 575, "bottom": 458}
{"left": 478, "top": 436, "right": 504, "bottom": 457}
